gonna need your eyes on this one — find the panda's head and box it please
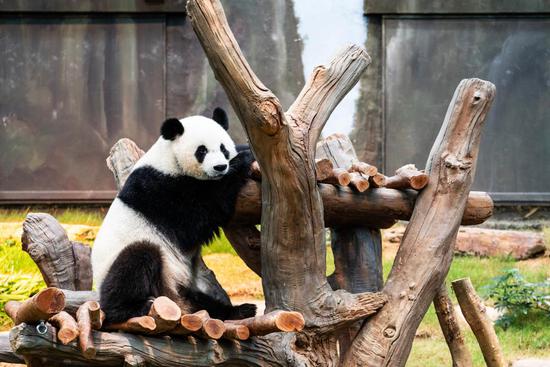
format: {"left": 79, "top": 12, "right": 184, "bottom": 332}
{"left": 159, "top": 108, "right": 238, "bottom": 180}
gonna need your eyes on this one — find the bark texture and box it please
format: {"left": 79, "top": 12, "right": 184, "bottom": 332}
{"left": 21, "top": 214, "right": 92, "bottom": 291}
{"left": 452, "top": 278, "right": 506, "bottom": 367}
{"left": 10, "top": 324, "right": 300, "bottom": 367}
{"left": 187, "top": 0, "right": 386, "bottom": 339}
{"left": 433, "top": 284, "right": 473, "bottom": 367}
{"left": 343, "top": 78, "right": 495, "bottom": 366}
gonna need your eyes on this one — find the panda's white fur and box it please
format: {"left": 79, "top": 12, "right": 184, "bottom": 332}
{"left": 133, "top": 115, "right": 238, "bottom": 179}
{"left": 92, "top": 115, "right": 236, "bottom": 290}
{"left": 91, "top": 110, "right": 256, "bottom": 324}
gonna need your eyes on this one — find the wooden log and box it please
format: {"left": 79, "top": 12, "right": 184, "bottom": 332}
{"left": 0, "top": 331, "right": 24, "bottom": 363}
{"left": 48, "top": 311, "right": 79, "bottom": 345}
{"left": 10, "top": 323, "right": 291, "bottom": 366}
{"left": 455, "top": 227, "right": 546, "bottom": 260}
{"left": 109, "top": 139, "right": 492, "bottom": 229}
{"left": 452, "top": 278, "right": 506, "bottom": 367}
{"left": 343, "top": 79, "right": 496, "bottom": 366}
{"left": 7, "top": 288, "right": 65, "bottom": 325}
{"left": 76, "top": 301, "right": 98, "bottom": 359}
{"left": 233, "top": 180, "right": 493, "bottom": 229}
{"left": 385, "top": 226, "right": 546, "bottom": 260}
{"left": 384, "top": 164, "right": 429, "bottom": 191}
{"left": 328, "top": 228, "right": 384, "bottom": 360}
{"left": 368, "top": 173, "right": 386, "bottom": 188}
{"left": 71, "top": 241, "right": 93, "bottom": 291}
{"left": 222, "top": 323, "right": 250, "bottom": 340}
{"left": 226, "top": 310, "right": 305, "bottom": 336}
{"left": 350, "top": 162, "right": 378, "bottom": 177}
{"left": 189, "top": 310, "right": 225, "bottom": 340}
{"left": 248, "top": 158, "right": 335, "bottom": 182}
{"left": 87, "top": 301, "right": 105, "bottom": 330}
{"left": 197, "top": 319, "right": 225, "bottom": 340}
{"left": 316, "top": 133, "right": 360, "bottom": 170}
{"left": 315, "top": 158, "right": 335, "bottom": 181}
{"left": 21, "top": 214, "right": 79, "bottom": 290}
{"left": 223, "top": 225, "right": 261, "bottom": 276}
{"left": 4, "top": 301, "right": 20, "bottom": 322}
{"left": 106, "top": 316, "right": 157, "bottom": 335}
{"left": 171, "top": 313, "right": 203, "bottom": 336}
{"left": 320, "top": 168, "right": 351, "bottom": 187}
{"left": 433, "top": 284, "right": 473, "bottom": 367}
{"left": 349, "top": 172, "right": 370, "bottom": 192}
{"left": 106, "top": 138, "right": 145, "bottom": 190}
{"left": 148, "top": 296, "right": 182, "bottom": 333}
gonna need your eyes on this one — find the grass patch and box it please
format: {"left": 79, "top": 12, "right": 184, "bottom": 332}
{"left": 0, "top": 207, "right": 106, "bottom": 226}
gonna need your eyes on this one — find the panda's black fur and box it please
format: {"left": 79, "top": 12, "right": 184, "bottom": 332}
{"left": 97, "top": 110, "right": 256, "bottom": 324}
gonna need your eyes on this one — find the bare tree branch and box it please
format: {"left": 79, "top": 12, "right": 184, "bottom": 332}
{"left": 343, "top": 78, "right": 496, "bottom": 366}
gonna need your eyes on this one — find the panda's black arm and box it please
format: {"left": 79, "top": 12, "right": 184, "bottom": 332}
{"left": 235, "top": 144, "right": 250, "bottom": 153}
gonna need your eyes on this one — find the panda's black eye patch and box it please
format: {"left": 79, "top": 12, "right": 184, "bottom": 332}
{"left": 220, "top": 144, "right": 229, "bottom": 159}
{"left": 195, "top": 145, "right": 208, "bottom": 163}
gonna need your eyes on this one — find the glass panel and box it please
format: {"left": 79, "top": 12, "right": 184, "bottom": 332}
{"left": 0, "top": 16, "right": 165, "bottom": 192}
{"left": 384, "top": 17, "right": 550, "bottom": 199}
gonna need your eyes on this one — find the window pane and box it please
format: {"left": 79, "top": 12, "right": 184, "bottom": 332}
{"left": 384, "top": 17, "right": 550, "bottom": 201}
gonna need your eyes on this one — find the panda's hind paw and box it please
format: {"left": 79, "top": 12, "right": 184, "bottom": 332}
{"left": 229, "top": 303, "right": 257, "bottom": 320}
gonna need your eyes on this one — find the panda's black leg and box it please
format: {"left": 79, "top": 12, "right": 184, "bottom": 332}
{"left": 180, "top": 287, "right": 257, "bottom": 320}
{"left": 100, "top": 241, "right": 164, "bottom": 324}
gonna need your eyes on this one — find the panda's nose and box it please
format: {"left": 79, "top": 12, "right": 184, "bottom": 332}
{"left": 213, "top": 164, "right": 228, "bottom": 172}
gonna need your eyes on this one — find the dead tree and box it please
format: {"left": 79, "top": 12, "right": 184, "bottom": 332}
{"left": 186, "top": 0, "right": 495, "bottom": 365}
{"left": 3, "top": 0, "right": 496, "bottom": 365}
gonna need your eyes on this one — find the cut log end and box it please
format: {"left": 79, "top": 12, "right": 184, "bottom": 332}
{"left": 107, "top": 316, "right": 157, "bottom": 334}
{"left": 409, "top": 174, "right": 429, "bottom": 190}
{"left": 148, "top": 296, "right": 181, "bottom": 332}
{"left": 9, "top": 287, "right": 66, "bottom": 325}
{"left": 201, "top": 318, "right": 225, "bottom": 340}
{"left": 48, "top": 311, "right": 79, "bottom": 345}
{"left": 178, "top": 314, "right": 203, "bottom": 333}
{"left": 226, "top": 310, "right": 305, "bottom": 336}
{"left": 274, "top": 311, "right": 305, "bottom": 332}
{"left": 35, "top": 287, "right": 66, "bottom": 314}
{"left": 222, "top": 323, "right": 250, "bottom": 340}
{"left": 349, "top": 172, "right": 370, "bottom": 192}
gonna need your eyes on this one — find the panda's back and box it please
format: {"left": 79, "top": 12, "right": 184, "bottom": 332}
{"left": 91, "top": 197, "right": 192, "bottom": 290}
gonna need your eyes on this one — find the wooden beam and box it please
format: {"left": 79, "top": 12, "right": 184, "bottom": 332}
{"left": 343, "top": 78, "right": 496, "bottom": 366}
{"left": 433, "top": 284, "right": 473, "bottom": 367}
{"left": 452, "top": 278, "right": 506, "bottom": 367}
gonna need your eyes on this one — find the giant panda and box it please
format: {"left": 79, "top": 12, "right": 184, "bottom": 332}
{"left": 91, "top": 108, "right": 257, "bottom": 324}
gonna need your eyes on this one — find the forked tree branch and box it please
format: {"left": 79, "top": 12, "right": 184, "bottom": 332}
{"left": 343, "top": 78, "right": 495, "bottom": 366}
{"left": 287, "top": 45, "right": 371, "bottom": 152}
{"left": 187, "top": 0, "right": 386, "bottom": 337}
{"left": 186, "top": 0, "right": 283, "bottom": 136}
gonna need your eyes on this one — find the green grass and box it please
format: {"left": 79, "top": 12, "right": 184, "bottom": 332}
{"left": 0, "top": 209, "right": 548, "bottom": 365}
{"left": 0, "top": 207, "right": 107, "bottom": 226}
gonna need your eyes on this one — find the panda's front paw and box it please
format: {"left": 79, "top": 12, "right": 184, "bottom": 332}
{"left": 229, "top": 303, "right": 257, "bottom": 320}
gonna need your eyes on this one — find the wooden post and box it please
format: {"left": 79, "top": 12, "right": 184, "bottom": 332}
{"left": 343, "top": 78, "right": 495, "bottom": 366}
{"left": 452, "top": 278, "right": 506, "bottom": 367}
{"left": 433, "top": 284, "right": 473, "bottom": 367}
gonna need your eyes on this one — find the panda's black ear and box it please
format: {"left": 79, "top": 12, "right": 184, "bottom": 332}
{"left": 212, "top": 107, "right": 228, "bottom": 130}
{"left": 161, "top": 118, "right": 184, "bottom": 140}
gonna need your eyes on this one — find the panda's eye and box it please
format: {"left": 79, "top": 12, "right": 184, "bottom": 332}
{"left": 195, "top": 145, "right": 208, "bottom": 163}
{"left": 220, "top": 144, "right": 229, "bottom": 159}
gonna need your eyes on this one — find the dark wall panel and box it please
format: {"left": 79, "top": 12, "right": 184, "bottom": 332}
{"left": 0, "top": 16, "right": 165, "bottom": 193}
{"left": 383, "top": 17, "right": 550, "bottom": 202}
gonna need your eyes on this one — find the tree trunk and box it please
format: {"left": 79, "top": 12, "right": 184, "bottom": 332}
{"left": 343, "top": 78, "right": 495, "bottom": 366}
{"left": 433, "top": 284, "right": 473, "bottom": 367}
{"left": 452, "top": 278, "right": 506, "bottom": 367}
